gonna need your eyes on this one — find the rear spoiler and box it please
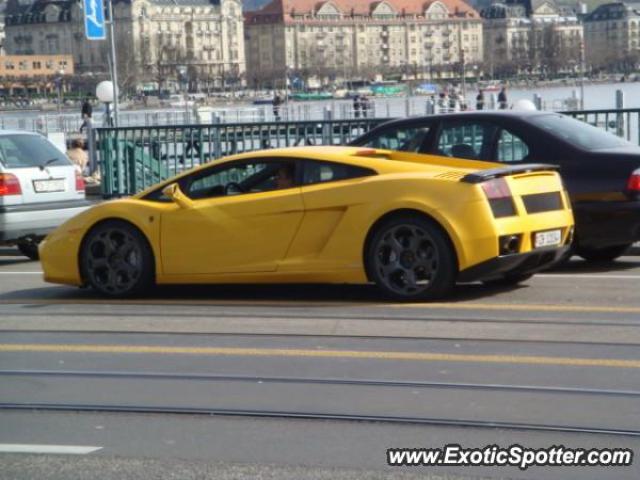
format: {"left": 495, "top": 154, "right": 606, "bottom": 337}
{"left": 460, "top": 164, "right": 560, "bottom": 184}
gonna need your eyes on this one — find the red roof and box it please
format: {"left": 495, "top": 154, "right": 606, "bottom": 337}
{"left": 245, "top": 0, "right": 480, "bottom": 22}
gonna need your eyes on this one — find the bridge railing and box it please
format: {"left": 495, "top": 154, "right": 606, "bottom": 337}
{"left": 93, "top": 108, "right": 640, "bottom": 198}
{"left": 95, "top": 118, "right": 387, "bottom": 197}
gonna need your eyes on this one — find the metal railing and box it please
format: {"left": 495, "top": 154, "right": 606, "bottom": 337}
{"left": 95, "top": 118, "right": 387, "bottom": 197}
{"left": 561, "top": 108, "right": 640, "bottom": 145}
{"left": 93, "top": 107, "right": 640, "bottom": 198}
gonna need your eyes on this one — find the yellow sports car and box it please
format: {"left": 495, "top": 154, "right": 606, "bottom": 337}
{"left": 40, "top": 146, "right": 574, "bottom": 301}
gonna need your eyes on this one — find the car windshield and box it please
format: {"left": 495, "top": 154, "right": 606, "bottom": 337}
{"left": 529, "top": 114, "right": 634, "bottom": 150}
{"left": 0, "top": 134, "right": 70, "bottom": 169}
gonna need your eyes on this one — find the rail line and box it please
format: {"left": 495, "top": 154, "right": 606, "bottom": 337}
{"left": 1, "top": 309, "right": 639, "bottom": 328}
{"left": 1, "top": 402, "right": 638, "bottom": 438}
{"left": 1, "top": 328, "right": 639, "bottom": 347}
{"left": 2, "top": 369, "right": 640, "bottom": 397}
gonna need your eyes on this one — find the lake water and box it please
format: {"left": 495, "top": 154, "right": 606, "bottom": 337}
{"left": 3, "top": 81, "right": 640, "bottom": 131}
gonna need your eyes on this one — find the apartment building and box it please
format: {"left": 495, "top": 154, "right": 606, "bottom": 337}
{"left": 244, "top": 0, "right": 484, "bottom": 87}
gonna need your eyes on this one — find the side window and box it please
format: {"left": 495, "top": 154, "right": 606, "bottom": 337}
{"left": 302, "top": 161, "right": 375, "bottom": 186}
{"left": 186, "top": 160, "right": 297, "bottom": 200}
{"left": 360, "top": 126, "right": 430, "bottom": 152}
{"left": 436, "top": 122, "right": 497, "bottom": 160}
{"left": 496, "top": 129, "right": 530, "bottom": 163}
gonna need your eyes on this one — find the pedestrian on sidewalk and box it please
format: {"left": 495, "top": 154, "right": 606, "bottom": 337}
{"left": 67, "top": 138, "right": 88, "bottom": 175}
{"left": 476, "top": 89, "right": 485, "bottom": 110}
{"left": 353, "top": 95, "right": 361, "bottom": 118}
{"left": 272, "top": 93, "right": 282, "bottom": 122}
{"left": 79, "top": 95, "right": 92, "bottom": 133}
{"left": 498, "top": 86, "right": 508, "bottom": 110}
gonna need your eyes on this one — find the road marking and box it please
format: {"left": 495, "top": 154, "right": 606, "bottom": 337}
{"left": 2, "top": 298, "right": 640, "bottom": 314}
{"left": 393, "top": 303, "right": 640, "bottom": 313}
{"left": 537, "top": 274, "right": 640, "bottom": 280}
{"left": 0, "top": 272, "right": 42, "bottom": 275}
{"left": 0, "top": 443, "right": 102, "bottom": 454}
{"left": 1, "top": 343, "right": 639, "bottom": 369}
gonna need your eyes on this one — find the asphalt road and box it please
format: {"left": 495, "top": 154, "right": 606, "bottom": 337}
{"left": 1, "top": 248, "right": 639, "bottom": 479}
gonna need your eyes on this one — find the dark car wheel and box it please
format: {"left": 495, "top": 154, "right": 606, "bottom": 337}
{"left": 483, "top": 272, "right": 534, "bottom": 286}
{"left": 17, "top": 239, "right": 40, "bottom": 260}
{"left": 576, "top": 244, "right": 631, "bottom": 263}
{"left": 80, "top": 220, "right": 154, "bottom": 297}
{"left": 366, "top": 215, "right": 456, "bottom": 301}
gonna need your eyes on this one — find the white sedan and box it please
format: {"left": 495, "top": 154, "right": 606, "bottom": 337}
{"left": 0, "top": 131, "right": 90, "bottom": 259}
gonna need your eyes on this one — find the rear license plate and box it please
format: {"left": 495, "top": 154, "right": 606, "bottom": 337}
{"left": 33, "top": 178, "right": 65, "bottom": 193}
{"left": 534, "top": 229, "right": 562, "bottom": 248}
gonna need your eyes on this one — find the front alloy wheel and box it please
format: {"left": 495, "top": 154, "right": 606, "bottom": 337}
{"left": 367, "top": 215, "right": 456, "bottom": 301}
{"left": 81, "top": 221, "right": 153, "bottom": 297}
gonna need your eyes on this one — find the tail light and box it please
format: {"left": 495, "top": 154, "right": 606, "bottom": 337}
{"left": 0, "top": 173, "right": 22, "bottom": 196}
{"left": 481, "top": 178, "right": 516, "bottom": 217}
{"left": 75, "top": 171, "right": 85, "bottom": 192}
{"left": 627, "top": 168, "right": 640, "bottom": 193}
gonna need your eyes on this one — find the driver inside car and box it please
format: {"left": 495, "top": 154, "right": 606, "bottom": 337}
{"left": 275, "top": 165, "right": 295, "bottom": 190}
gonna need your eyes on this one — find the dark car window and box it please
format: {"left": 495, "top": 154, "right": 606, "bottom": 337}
{"left": 496, "top": 129, "right": 530, "bottom": 162}
{"left": 302, "top": 160, "right": 375, "bottom": 186}
{"left": 528, "top": 114, "right": 633, "bottom": 150}
{"left": 0, "top": 134, "right": 70, "bottom": 169}
{"left": 186, "top": 160, "right": 297, "bottom": 200}
{"left": 436, "top": 122, "right": 498, "bottom": 161}
{"left": 358, "top": 125, "right": 430, "bottom": 152}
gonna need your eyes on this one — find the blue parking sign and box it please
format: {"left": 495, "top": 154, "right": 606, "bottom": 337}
{"left": 84, "top": 0, "right": 106, "bottom": 40}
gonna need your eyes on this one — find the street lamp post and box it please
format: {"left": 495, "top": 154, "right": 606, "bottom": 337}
{"left": 96, "top": 80, "right": 116, "bottom": 126}
{"left": 56, "top": 68, "right": 64, "bottom": 115}
{"left": 106, "top": 0, "right": 119, "bottom": 127}
{"left": 177, "top": 65, "right": 190, "bottom": 123}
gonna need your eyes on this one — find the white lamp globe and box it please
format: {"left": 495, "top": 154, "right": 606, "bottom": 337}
{"left": 96, "top": 81, "right": 117, "bottom": 103}
{"left": 512, "top": 99, "right": 537, "bottom": 111}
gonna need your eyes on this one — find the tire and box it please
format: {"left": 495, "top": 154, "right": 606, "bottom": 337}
{"left": 483, "top": 272, "right": 534, "bottom": 286}
{"left": 80, "top": 220, "right": 154, "bottom": 297}
{"left": 365, "top": 214, "right": 457, "bottom": 301}
{"left": 576, "top": 244, "right": 631, "bottom": 263}
{"left": 17, "top": 240, "right": 40, "bottom": 260}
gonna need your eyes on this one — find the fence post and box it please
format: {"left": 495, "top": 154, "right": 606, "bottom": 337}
{"left": 488, "top": 93, "right": 497, "bottom": 110}
{"left": 87, "top": 120, "right": 97, "bottom": 175}
{"left": 212, "top": 114, "right": 222, "bottom": 160}
{"left": 426, "top": 97, "right": 435, "bottom": 115}
{"left": 616, "top": 89, "right": 624, "bottom": 138}
{"left": 533, "top": 94, "right": 542, "bottom": 111}
{"left": 322, "top": 107, "right": 333, "bottom": 144}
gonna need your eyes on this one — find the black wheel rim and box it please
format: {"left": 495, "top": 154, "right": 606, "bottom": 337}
{"left": 85, "top": 228, "right": 142, "bottom": 295}
{"left": 373, "top": 224, "right": 439, "bottom": 296}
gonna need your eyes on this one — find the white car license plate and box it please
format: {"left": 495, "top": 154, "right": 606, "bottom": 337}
{"left": 33, "top": 178, "right": 65, "bottom": 193}
{"left": 534, "top": 229, "right": 562, "bottom": 248}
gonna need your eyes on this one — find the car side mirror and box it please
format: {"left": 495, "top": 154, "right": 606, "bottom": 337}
{"left": 162, "top": 183, "right": 193, "bottom": 209}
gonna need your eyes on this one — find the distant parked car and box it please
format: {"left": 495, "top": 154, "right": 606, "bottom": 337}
{"left": 351, "top": 111, "right": 640, "bottom": 262}
{"left": 0, "top": 131, "right": 90, "bottom": 259}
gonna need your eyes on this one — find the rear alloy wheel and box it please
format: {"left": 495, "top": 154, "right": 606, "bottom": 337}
{"left": 577, "top": 244, "right": 631, "bottom": 263}
{"left": 17, "top": 239, "right": 40, "bottom": 261}
{"left": 80, "top": 221, "right": 154, "bottom": 297}
{"left": 366, "top": 215, "right": 456, "bottom": 301}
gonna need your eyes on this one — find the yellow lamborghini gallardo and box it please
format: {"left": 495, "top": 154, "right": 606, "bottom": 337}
{"left": 40, "top": 146, "right": 574, "bottom": 300}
